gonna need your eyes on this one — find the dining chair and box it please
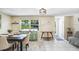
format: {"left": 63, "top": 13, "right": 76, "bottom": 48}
{"left": 0, "top": 36, "right": 15, "bottom": 51}
{"left": 9, "top": 31, "right": 20, "bottom": 51}
{"left": 23, "top": 32, "right": 31, "bottom": 50}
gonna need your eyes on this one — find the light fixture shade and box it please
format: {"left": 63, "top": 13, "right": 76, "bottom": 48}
{"left": 39, "top": 8, "right": 47, "bottom": 15}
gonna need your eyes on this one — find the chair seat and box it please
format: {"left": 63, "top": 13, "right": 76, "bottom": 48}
{"left": 0, "top": 43, "right": 14, "bottom": 51}
{"left": 0, "top": 36, "right": 15, "bottom": 51}
{"left": 23, "top": 38, "right": 29, "bottom": 45}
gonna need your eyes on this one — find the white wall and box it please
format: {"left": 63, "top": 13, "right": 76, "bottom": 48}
{"left": 64, "top": 16, "right": 74, "bottom": 38}
{"left": 39, "top": 16, "right": 55, "bottom": 31}
{"left": 0, "top": 12, "right": 11, "bottom": 34}
{"left": 74, "top": 16, "right": 79, "bottom": 32}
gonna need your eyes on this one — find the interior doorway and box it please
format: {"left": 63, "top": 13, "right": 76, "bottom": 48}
{"left": 55, "top": 16, "right": 64, "bottom": 39}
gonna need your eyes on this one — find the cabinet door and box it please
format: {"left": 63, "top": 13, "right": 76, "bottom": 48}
{"left": 29, "top": 31, "right": 38, "bottom": 41}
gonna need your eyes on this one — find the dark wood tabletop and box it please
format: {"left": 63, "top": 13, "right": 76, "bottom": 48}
{"left": 7, "top": 34, "right": 27, "bottom": 41}
{"left": 7, "top": 34, "right": 27, "bottom": 51}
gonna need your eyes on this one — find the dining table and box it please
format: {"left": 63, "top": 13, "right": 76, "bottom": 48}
{"left": 7, "top": 34, "right": 27, "bottom": 51}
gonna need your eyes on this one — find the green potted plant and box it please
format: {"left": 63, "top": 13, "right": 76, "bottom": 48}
{"left": 7, "top": 29, "right": 13, "bottom": 37}
{"left": 8, "top": 29, "right": 12, "bottom": 33}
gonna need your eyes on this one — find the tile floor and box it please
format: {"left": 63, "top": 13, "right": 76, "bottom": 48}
{"left": 26, "top": 39, "right": 79, "bottom": 51}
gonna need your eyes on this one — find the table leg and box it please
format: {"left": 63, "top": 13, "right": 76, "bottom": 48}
{"left": 41, "top": 32, "right": 44, "bottom": 38}
{"left": 17, "top": 42, "right": 19, "bottom": 51}
{"left": 47, "top": 32, "right": 49, "bottom": 40}
{"left": 20, "top": 41, "right": 23, "bottom": 51}
{"left": 50, "top": 32, "right": 53, "bottom": 38}
{"left": 16, "top": 42, "right": 20, "bottom": 51}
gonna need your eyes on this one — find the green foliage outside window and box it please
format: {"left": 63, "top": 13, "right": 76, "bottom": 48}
{"left": 21, "top": 20, "right": 39, "bottom": 29}
{"left": 21, "top": 20, "right": 30, "bottom": 29}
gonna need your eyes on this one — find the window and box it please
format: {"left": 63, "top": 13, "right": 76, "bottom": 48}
{"left": 21, "top": 20, "right": 30, "bottom": 29}
{"left": 31, "top": 20, "right": 39, "bottom": 29}
{"left": 21, "top": 20, "right": 39, "bottom": 30}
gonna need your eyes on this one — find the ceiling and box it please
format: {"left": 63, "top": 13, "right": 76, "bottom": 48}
{"left": 0, "top": 8, "right": 79, "bottom": 16}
